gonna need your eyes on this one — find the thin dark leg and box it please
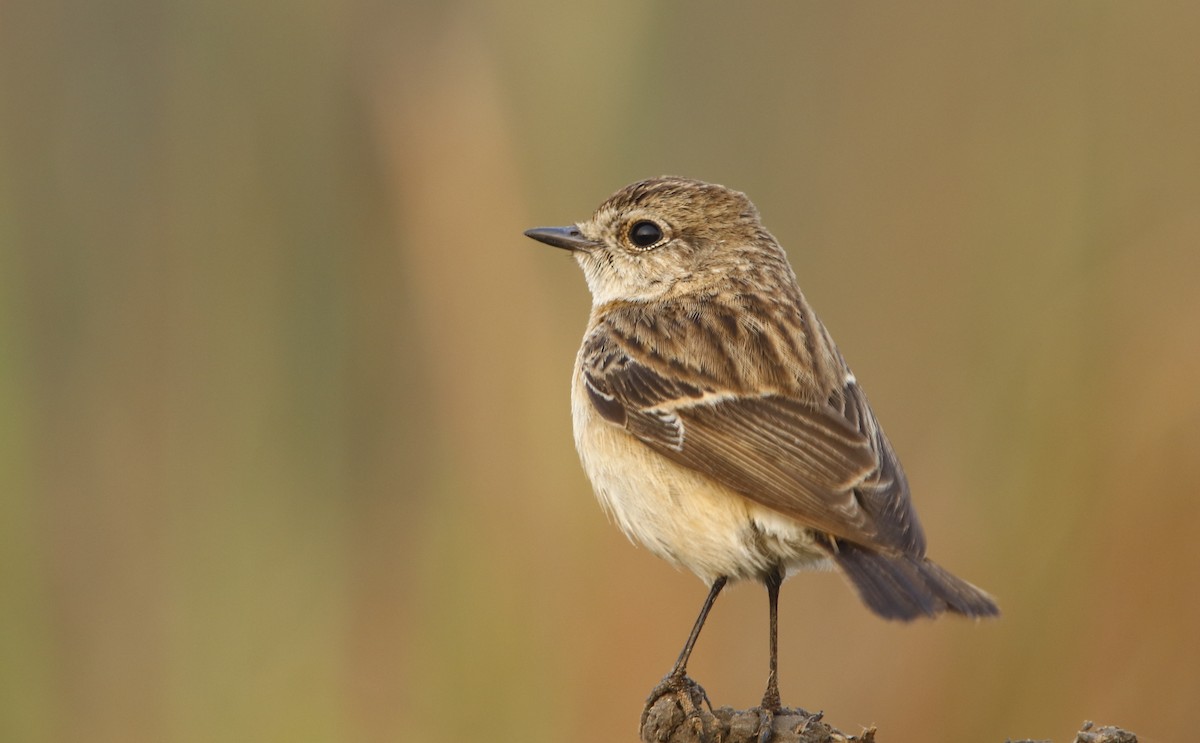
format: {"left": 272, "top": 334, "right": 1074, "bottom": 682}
{"left": 755, "top": 568, "right": 785, "bottom": 743}
{"left": 761, "top": 568, "right": 783, "bottom": 710}
{"left": 668, "top": 576, "right": 728, "bottom": 678}
{"left": 642, "top": 576, "right": 729, "bottom": 735}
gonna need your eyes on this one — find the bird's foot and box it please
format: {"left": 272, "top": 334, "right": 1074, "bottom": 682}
{"left": 640, "top": 672, "right": 713, "bottom": 740}
{"left": 748, "top": 704, "right": 821, "bottom": 743}
{"left": 754, "top": 684, "right": 782, "bottom": 743}
{"left": 755, "top": 705, "right": 777, "bottom": 743}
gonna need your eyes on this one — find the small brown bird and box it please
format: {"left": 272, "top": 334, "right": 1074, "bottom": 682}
{"left": 525, "top": 177, "right": 997, "bottom": 727}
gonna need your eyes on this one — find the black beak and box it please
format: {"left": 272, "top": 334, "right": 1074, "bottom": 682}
{"left": 523, "top": 225, "right": 592, "bottom": 252}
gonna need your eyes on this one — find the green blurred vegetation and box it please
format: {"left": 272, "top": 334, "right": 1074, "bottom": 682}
{"left": 2, "top": 2, "right": 1198, "bottom": 742}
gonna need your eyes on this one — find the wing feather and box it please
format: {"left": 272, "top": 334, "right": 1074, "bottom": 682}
{"left": 582, "top": 322, "right": 925, "bottom": 553}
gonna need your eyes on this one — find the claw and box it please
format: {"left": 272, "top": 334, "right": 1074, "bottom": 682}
{"left": 797, "top": 710, "right": 823, "bottom": 734}
{"left": 757, "top": 706, "right": 776, "bottom": 743}
{"left": 640, "top": 674, "right": 715, "bottom": 742}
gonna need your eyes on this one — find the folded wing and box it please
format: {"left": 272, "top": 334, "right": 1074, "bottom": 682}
{"left": 582, "top": 324, "right": 925, "bottom": 555}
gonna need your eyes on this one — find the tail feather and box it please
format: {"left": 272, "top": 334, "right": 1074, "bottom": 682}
{"left": 832, "top": 541, "right": 1000, "bottom": 621}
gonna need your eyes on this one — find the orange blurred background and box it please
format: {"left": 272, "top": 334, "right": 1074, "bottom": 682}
{"left": 2, "top": 3, "right": 1198, "bottom": 742}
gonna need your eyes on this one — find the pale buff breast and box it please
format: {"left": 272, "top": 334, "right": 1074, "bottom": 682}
{"left": 570, "top": 367, "right": 829, "bottom": 585}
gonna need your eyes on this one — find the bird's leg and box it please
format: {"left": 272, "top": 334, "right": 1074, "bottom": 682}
{"left": 757, "top": 567, "right": 784, "bottom": 743}
{"left": 641, "top": 576, "right": 727, "bottom": 728}
{"left": 668, "top": 575, "right": 727, "bottom": 680}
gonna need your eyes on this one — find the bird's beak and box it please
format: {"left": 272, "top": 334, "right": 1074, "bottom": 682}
{"left": 523, "top": 225, "right": 593, "bottom": 252}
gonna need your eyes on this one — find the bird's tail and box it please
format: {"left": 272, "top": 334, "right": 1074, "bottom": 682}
{"left": 831, "top": 541, "right": 1000, "bottom": 621}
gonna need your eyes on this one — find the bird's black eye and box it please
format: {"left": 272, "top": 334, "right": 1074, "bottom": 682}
{"left": 628, "top": 220, "right": 664, "bottom": 248}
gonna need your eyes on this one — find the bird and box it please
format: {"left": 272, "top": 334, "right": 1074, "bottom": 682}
{"left": 524, "top": 176, "right": 998, "bottom": 735}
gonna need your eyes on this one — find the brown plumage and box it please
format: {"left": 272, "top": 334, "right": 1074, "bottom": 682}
{"left": 525, "top": 176, "right": 997, "bottom": 722}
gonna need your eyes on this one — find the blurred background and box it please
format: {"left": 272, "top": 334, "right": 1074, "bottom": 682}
{"left": 2, "top": 2, "right": 1198, "bottom": 742}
